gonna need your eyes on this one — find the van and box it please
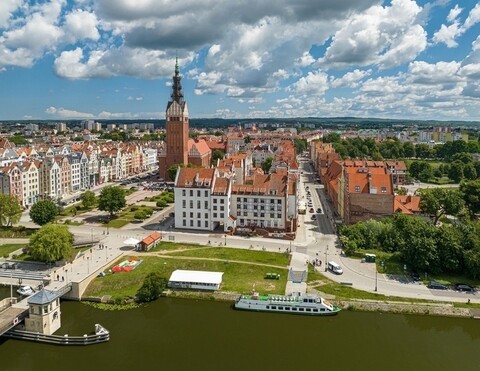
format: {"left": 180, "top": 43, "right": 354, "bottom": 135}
{"left": 327, "top": 261, "right": 343, "bottom": 275}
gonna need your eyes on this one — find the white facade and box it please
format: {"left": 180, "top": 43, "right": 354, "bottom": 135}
{"left": 21, "top": 162, "right": 40, "bottom": 207}
{"left": 231, "top": 194, "right": 286, "bottom": 229}
{"left": 175, "top": 186, "right": 212, "bottom": 231}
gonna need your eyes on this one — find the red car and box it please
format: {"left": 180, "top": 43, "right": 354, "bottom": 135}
{"left": 309, "top": 208, "right": 315, "bottom": 213}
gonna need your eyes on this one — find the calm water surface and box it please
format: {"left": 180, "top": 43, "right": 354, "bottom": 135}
{"left": 0, "top": 292, "right": 479, "bottom": 371}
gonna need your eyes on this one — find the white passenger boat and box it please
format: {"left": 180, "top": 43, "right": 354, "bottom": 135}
{"left": 17, "top": 285, "right": 35, "bottom": 296}
{"left": 234, "top": 291, "right": 341, "bottom": 316}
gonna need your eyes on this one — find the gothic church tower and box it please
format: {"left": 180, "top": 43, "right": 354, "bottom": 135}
{"left": 159, "top": 58, "right": 190, "bottom": 179}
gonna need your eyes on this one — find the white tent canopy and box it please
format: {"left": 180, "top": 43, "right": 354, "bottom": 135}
{"left": 123, "top": 237, "right": 140, "bottom": 246}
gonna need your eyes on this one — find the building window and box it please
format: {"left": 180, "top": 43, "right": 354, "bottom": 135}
{"left": 197, "top": 201, "right": 201, "bottom": 208}
{"left": 182, "top": 190, "right": 186, "bottom": 196}
{"left": 197, "top": 213, "right": 201, "bottom": 218}
{"left": 205, "top": 190, "right": 208, "bottom": 197}
{"left": 220, "top": 206, "right": 224, "bottom": 211}
{"left": 213, "top": 206, "right": 217, "bottom": 211}
{"left": 183, "top": 212, "right": 186, "bottom": 217}
{"left": 381, "top": 187, "right": 387, "bottom": 193}
{"left": 220, "top": 213, "right": 224, "bottom": 218}
{"left": 220, "top": 199, "right": 225, "bottom": 204}
{"left": 214, "top": 213, "right": 218, "bottom": 218}
{"left": 277, "top": 214, "right": 281, "bottom": 218}
{"left": 197, "top": 220, "right": 201, "bottom": 227}
{"left": 190, "top": 212, "right": 193, "bottom": 218}
{"left": 213, "top": 199, "right": 217, "bottom": 204}
{"left": 190, "top": 201, "right": 193, "bottom": 208}
{"left": 190, "top": 190, "right": 193, "bottom": 197}
{"left": 197, "top": 190, "right": 201, "bottom": 197}
{"left": 204, "top": 201, "right": 208, "bottom": 209}
{"left": 205, "top": 221, "right": 208, "bottom": 228}
{"left": 270, "top": 213, "right": 275, "bottom": 218}
{"left": 237, "top": 211, "right": 241, "bottom": 216}
{"left": 183, "top": 220, "right": 186, "bottom": 226}
{"left": 182, "top": 200, "right": 186, "bottom": 208}
{"left": 243, "top": 211, "right": 248, "bottom": 216}
{"left": 190, "top": 220, "right": 193, "bottom": 227}
{"left": 355, "top": 185, "right": 360, "bottom": 192}
{"left": 205, "top": 213, "right": 208, "bottom": 219}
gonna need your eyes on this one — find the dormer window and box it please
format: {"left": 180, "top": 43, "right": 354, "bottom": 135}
{"left": 355, "top": 185, "right": 360, "bottom": 192}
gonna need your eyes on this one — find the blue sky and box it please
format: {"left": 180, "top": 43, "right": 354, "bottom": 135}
{"left": 1, "top": 0, "right": 480, "bottom": 121}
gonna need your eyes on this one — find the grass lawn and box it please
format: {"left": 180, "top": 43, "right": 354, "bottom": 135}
{"left": 105, "top": 218, "right": 130, "bottom": 229}
{"left": 150, "top": 241, "right": 204, "bottom": 252}
{"left": 84, "top": 255, "right": 288, "bottom": 300}
{"left": 427, "top": 273, "right": 480, "bottom": 287}
{"left": 59, "top": 204, "right": 94, "bottom": 218}
{"left": 168, "top": 247, "right": 290, "bottom": 267}
{"left": 0, "top": 243, "right": 26, "bottom": 258}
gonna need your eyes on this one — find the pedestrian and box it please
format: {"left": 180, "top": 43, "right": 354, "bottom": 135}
{"left": 57, "top": 274, "right": 59, "bottom": 281}
{"left": 62, "top": 276, "right": 64, "bottom": 282}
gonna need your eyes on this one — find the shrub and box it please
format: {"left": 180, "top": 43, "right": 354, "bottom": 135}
{"left": 136, "top": 272, "right": 167, "bottom": 303}
{"left": 156, "top": 200, "right": 167, "bottom": 208}
{"left": 130, "top": 206, "right": 138, "bottom": 212}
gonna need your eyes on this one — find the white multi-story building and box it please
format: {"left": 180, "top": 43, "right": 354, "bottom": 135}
{"left": 142, "top": 148, "right": 158, "bottom": 171}
{"left": 174, "top": 167, "right": 297, "bottom": 234}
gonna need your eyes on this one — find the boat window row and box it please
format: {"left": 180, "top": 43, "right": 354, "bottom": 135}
{"left": 266, "top": 305, "right": 327, "bottom": 312}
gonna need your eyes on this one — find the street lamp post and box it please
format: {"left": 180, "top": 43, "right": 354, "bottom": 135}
{"left": 87, "top": 257, "right": 90, "bottom": 274}
{"left": 325, "top": 246, "right": 328, "bottom": 272}
{"left": 105, "top": 245, "right": 108, "bottom": 262}
{"left": 224, "top": 234, "right": 227, "bottom": 246}
{"left": 375, "top": 266, "right": 378, "bottom": 292}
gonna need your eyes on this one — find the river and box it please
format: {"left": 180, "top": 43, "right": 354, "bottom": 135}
{"left": 0, "top": 292, "right": 479, "bottom": 371}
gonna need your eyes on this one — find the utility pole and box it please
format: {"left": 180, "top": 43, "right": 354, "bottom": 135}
{"left": 325, "top": 247, "right": 328, "bottom": 272}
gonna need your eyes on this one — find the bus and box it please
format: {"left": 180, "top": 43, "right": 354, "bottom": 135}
{"left": 298, "top": 201, "right": 306, "bottom": 215}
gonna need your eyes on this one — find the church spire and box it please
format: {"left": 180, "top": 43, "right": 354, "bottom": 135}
{"left": 170, "top": 57, "right": 184, "bottom": 105}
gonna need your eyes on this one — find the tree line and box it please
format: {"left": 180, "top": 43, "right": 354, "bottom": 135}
{"left": 339, "top": 184, "right": 480, "bottom": 278}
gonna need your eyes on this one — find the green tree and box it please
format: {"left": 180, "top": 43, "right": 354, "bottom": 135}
{"left": 167, "top": 164, "right": 182, "bottom": 181}
{"left": 403, "top": 142, "right": 416, "bottom": 158}
{"left": 419, "top": 188, "right": 465, "bottom": 225}
{"left": 448, "top": 160, "right": 464, "bottom": 183}
{"left": 211, "top": 150, "right": 224, "bottom": 165}
{"left": 463, "top": 163, "right": 477, "bottom": 180}
{"left": 156, "top": 200, "right": 167, "bottom": 208}
{"left": 323, "top": 132, "right": 341, "bottom": 143}
{"left": 464, "top": 249, "right": 480, "bottom": 279}
{"left": 262, "top": 157, "right": 274, "bottom": 173}
{"left": 29, "top": 224, "right": 74, "bottom": 263}
{"left": 29, "top": 200, "right": 58, "bottom": 225}
{"left": 0, "top": 195, "right": 23, "bottom": 226}
{"left": 136, "top": 272, "right": 167, "bottom": 303}
{"left": 460, "top": 179, "right": 480, "bottom": 217}
{"left": 10, "top": 135, "right": 28, "bottom": 145}
{"left": 293, "top": 138, "right": 307, "bottom": 155}
{"left": 98, "top": 186, "right": 126, "bottom": 217}
{"left": 80, "top": 190, "right": 96, "bottom": 209}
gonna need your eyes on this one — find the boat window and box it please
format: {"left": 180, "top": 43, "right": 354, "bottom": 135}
{"left": 266, "top": 306, "right": 270, "bottom": 309}
{"left": 299, "top": 308, "right": 304, "bottom": 311}
{"left": 306, "top": 308, "right": 311, "bottom": 312}
{"left": 292, "top": 307, "right": 297, "bottom": 311}
{"left": 285, "top": 307, "right": 290, "bottom": 311}
{"left": 320, "top": 308, "right": 325, "bottom": 311}
{"left": 271, "top": 306, "right": 276, "bottom": 309}
{"left": 278, "top": 306, "right": 283, "bottom": 310}
{"left": 313, "top": 309, "right": 318, "bottom": 312}
{"left": 303, "top": 299, "right": 308, "bottom": 302}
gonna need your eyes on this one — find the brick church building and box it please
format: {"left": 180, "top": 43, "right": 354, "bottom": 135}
{"left": 158, "top": 59, "right": 211, "bottom": 180}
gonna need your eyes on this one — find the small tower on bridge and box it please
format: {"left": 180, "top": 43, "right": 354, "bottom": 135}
{"left": 24, "top": 289, "right": 62, "bottom": 335}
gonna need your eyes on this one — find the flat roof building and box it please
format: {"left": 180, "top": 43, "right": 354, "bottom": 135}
{"left": 168, "top": 270, "right": 224, "bottom": 291}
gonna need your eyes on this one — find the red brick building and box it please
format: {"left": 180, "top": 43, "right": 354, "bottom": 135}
{"left": 159, "top": 60, "right": 211, "bottom": 180}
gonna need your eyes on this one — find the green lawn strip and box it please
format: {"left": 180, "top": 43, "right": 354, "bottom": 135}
{"left": 149, "top": 241, "right": 204, "bottom": 252}
{"left": 58, "top": 204, "right": 93, "bottom": 218}
{"left": 0, "top": 243, "right": 26, "bottom": 258}
{"left": 427, "top": 273, "right": 480, "bottom": 287}
{"left": 105, "top": 219, "right": 130, "bottom": 228}
{"left": 167, "top": 247, "right": 290, "bottom": 266}
{"left": 84, "top": 256, "right": 287, "bottom": 300}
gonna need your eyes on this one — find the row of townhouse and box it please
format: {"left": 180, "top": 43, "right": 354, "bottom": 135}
{"left": 0, "top": 140, "right": 159, "bottom": 207}
{"left": 173, "top": 167, "right": 298, "bottom": 235}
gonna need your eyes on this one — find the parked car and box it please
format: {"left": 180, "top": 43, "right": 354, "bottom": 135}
{"left": 309, "top": 208, "right": 315, "bottom": 213}
{"left": 427, "top": 281, "right": 448, "bottom": 290}
{"left": 311, "top": 215, "right": 316, "bottom": 220}
{"left": 454, "top": 283, "right": 475, "bottom": 292}
{"left": 316, "top": 208, "right": 322, "bottom": 213}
